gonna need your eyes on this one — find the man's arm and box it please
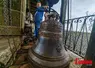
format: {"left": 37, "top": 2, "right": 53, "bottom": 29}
{"left": 36, "top": 7, "right": 49, "bottom": 12}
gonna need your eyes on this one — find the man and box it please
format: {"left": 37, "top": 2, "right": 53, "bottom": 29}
{"left": 23, "top": 8, "right": 34, "bottom": 45}
{"left": 34, "top": 2, "right": 48, "bottom": 39}
{"left": 25, "top": 8, "right": 33, "bottom": 29}
{"left": 24, "top": 8, "right": 34, "bottom": 36}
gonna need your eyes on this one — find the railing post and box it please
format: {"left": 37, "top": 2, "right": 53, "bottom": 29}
{"left": 82, "top": 19, "right": 95, "bottom": 68}
{"left": 60, "top": 0, "right": 68, "bottom": 43}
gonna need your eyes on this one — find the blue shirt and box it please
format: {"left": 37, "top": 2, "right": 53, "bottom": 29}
{"left": 34, "top": 7, "right": 45, "bottom": 22}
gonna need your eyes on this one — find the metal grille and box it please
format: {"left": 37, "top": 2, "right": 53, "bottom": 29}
{"left": 64, "top": 15, "right": 95, "bottom": 57}
{"left": 3, "top": 0, "right": 21, "bottom": 26}
{"left": 1, "top": 0, "right": 21, "bottom": 67}
{"left": 3, "top": 0, "right": 12, "bottom": 25}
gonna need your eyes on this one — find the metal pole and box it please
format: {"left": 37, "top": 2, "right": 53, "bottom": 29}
{"left": 82, "top": 19, "right": 95, "bottom": 68}
{"left": 65, "top": 0, "right": 69, "bottom": 46}
{"left": 70, "top": 0, "right": 72, "bottom": 19}
{"left": 60, "top": 0, "right": 68, "bottom": 43}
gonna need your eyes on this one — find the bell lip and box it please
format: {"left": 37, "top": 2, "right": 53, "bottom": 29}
{"left": 28, "top": 49, "right": 70, "bottom": 67}
{"left": 28, "top": 56, "right": 70, "bottom": 68}
{"left": 29, "top": 48, "right": 70, "bottom": 62}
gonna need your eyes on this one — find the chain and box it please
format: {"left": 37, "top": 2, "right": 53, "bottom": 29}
{"left": 3, "top": 0, "right": 12, "bottom": 26}
{"left": 8, "top": 0, "right": 12, "bottom": 25}
{"left": 3, "top": 0, "right": 9, "bottom": 25}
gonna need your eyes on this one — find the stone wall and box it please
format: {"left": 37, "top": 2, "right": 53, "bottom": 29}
{"left": 0, "top": 36, "right": 21, "bottom": 66}
{"left": 0, "top": 0, "right": 26, "bottom": 66}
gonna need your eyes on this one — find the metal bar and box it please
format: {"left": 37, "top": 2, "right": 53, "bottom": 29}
{"left": 68, "top": 20, "right": 73, "bottom": 49}
{"left": 67, "top": 15, "right": 95, "bottom": 21}
{"left": 64, "top": 0, "right": 70, "bottom": 47}
{"left": 73, "top": 17, "right": 87, "bottom": 51}
{"left": 75, "top": 19, "right": 79, "bottom": 42}
{"left": 85, "top": 23, "right": 89, "bottom": 46}
{"left": 60, "top": 0, "right": 68, "bottom": 42}
{"left": 83, "top": 19, "right": 95, "bottom": 67}
{"left": 73, "top": 19, "right": 79, "bottom": 51}
{"left": 79, "top": 26, "right": 84, "bottom": 55}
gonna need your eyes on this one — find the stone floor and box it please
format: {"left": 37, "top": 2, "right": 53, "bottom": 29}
{"left": 9, "top": 42, "right": 82, "bottom": 68}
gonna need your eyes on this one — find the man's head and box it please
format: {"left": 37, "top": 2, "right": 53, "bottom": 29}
{"left": 36, "top": 2, "right": 41, "bottom": 8}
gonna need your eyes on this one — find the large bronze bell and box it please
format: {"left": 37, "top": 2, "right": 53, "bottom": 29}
{"left": 28, "top": 13, "right": 70, "bottom": 68}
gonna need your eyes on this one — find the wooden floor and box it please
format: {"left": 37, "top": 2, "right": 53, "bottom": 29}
{"left": 9, "top": 43, "right": 83, "bottom": 68}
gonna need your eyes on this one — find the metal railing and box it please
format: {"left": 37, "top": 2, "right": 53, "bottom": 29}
{"left": 64, "top": 15, "right": 95, "bottom": 57}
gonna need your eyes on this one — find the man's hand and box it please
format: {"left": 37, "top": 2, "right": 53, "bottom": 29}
{"left": 43, "top": 6, "right": 49, "bottom": 9}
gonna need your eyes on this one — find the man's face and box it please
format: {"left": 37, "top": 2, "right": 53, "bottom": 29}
{"left": 37, "top": 2, "right": 41, "bottom": 7}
